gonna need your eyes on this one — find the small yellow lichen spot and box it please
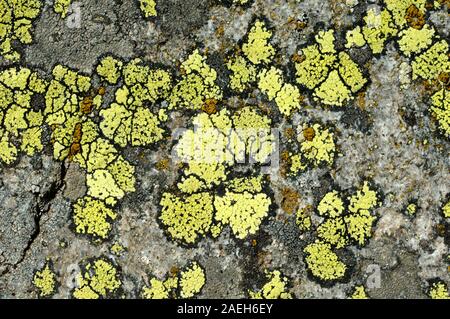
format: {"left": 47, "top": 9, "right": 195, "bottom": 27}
{"left": 242, "top": 20, "right": 275, "bottom": 65}
{"left": 362, "top": 8, "right": 398, "bottom": 54}
{"left": 139, "top": 0, "right": 157, "bottom": 18}
{"left": 428, "top": 281, "right": 449, "bottom": 299}
{"left": 345, "top": 26, "right": 366, "bottom": 48}
{"left": 351, "top": 285, "right": 369, "bottom": 299}
{"left": 227, "top": 55, "right": 257, "bottom": 92}
{"left": 96, "top": 56, "right": 123, "bottom": 85}
{"left": 0, "top": 130, "right": 18, "bottom": 164}
{"left": 338, "top": 52, "right": 367, "bottom": 93}
{"left": 142, "top": 277, "right": 177, "bottom": 299}
{"left": 54, "top": 0, "right": 72, "bottom": 18}
{"left": 406, "top": 203, "right": 417, "bottom": 216}
{"left": 442, "top": 200, "right": 450, "bottom": 218}
{"left": 398, "top": 25, "right": 435, "bottom": 57}
{"left": 348, "top": 181, "right": 379, "bottom": 215}
{"left": 304, "top": 240, "right": 347, "bottom": 281}
{"left": 160, "top": 192, "right": 214, "bottom": 245}
{"left": 214, "top": 191, "right": 271, "bottom": 239}
{"left": 289, "top": 153, "right": 307, "bottom": 175}
{"left": 412, "top": 40, "right": 450, "bottom": 81}
{"left": 430, "top": 88, "right": 449, "bottom": 137}
{"left": 73, "top": 196, "right": 117, "bottom": 240}
{"left": 110, "top": 242, "right": 125, "bottom": 255}
{"left": 257, "top": 67, "right": 283, "bottom": 101}
{"left": 317, "top": 217, "right": 348, "bottom": 248}
{"left": 33, "top": 263, "right": 57, "bottom": 298}
{"left": 226, "top": 176, "right": 263, "bottom": 193}
{"left": 179, "top": 262, "right": 206, "bottom": 298}
{"left": 314, "top": 70, "right": 352, "bottom": 106}
{"left": 177, "top": 175, "right": 206, "bottom": 194}
{"left": 73, "top": 258, "right": 121, "bottom": 299}
{"left": 318, "top": 191, "right": 345, "bottom": 218}
{"left": 249, "top": 270, "right": 292, "bottom": 299}
{"left": 300, "top": 124, "right": 336, "bottom": 167}
{"left": 296, "top": 208, "right": 312, "bottom": 231}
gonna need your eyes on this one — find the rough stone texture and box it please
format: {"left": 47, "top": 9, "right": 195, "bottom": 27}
{"left": 0, "top": 0, "right": 449, "bottom": 299}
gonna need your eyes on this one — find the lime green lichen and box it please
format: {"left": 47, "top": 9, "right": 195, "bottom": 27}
{"left": 110, "top": 242, "right": 125, "bottom": 255}
{"left": 351, "top": 285, "right": 369, "bottom": 299}
{"left": 289, "top": 153, "right": 307, "bottom": 175}
{"left": 227, "top": 55, "right": 257, "bottom": 92}
{"left": 54, "top": 0, "right": 71, "bottom": 18}
{"left": 384, "top": 0, "right": 427, "bottom": 27}
{"left": 257, "top": 67, "right": 283, "bottom": 101}
{"left": 242, "top": 20, "right": 275, "bottom": 65}
{"left": 214, "top": 191, "right": 271, "bottom": 239}
{"left": 296, "top": 208, "right": 312, "bottom": 231}
{"left": 317, "top": 217, "right": 348, "bottom": 248}
{"left": 96, "top": 56, "right": 123, "bottom": 85}
{"left": 0, "top": 0, "right": 42, "bottom": 61}
{"left": 169, "top": 50, "right": 222, "bottom": 110}
{"left": 33, "top": 262, "right": 57, "bottom": 298}
{"left": 248, "top": 270, "right": 292, "bottom": 299}
{"left": 412, "top": 40, "right": 450, "bottom": 81}
{"left": 430, "top": 88, "right": 449, "bottom": 137}
{"left": 314, "top": 70, "right": 352, "bottom": 106}
{"left": 316, "top": 30, "right": 336, "bottom": 54}
{"left": 304, "top": 240, "right": 347, "bottom": 281}
{"left": 345, "top": 26, "right": 366, "bottom": 49}
{"left": 73, "top": 258, "right": 121, "bottom": 299}
{"left": 275, "top": 83, "right": 302, "bottom": 116}
{"left": 179, "top": 262, "right": 206, "bottom": 298}
{"left": 398, "top": 25, "right": 435, "bottom": 57}
{"left": 225, "top": 175, "right": 263, "bottom": 193}
{"left": 139, "top": 0, "right": 157, "bottom": 18}
{"left": 362, "top": 8, "right": 398, "bottom": 54}
{"left": 428, "top": 281, "right": 449, "bottom": 299}
{"left": 160, "top": 192, "right": 214, "bottom": 245}
{"left": 338, "top": 52, "right": 367, "bottom": 93}
{"left": 73, "top": 196, "right": 117, "bottom": 240}
{"left": 318, "top": 191, "right": 345, "bottom": 218}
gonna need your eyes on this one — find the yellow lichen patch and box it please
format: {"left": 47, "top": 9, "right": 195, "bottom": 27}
{"left": 295, "top": 45, "right": 336, "bottom": 90}
{"left": 54, "top": 0, "right": 72, "bottom": 18}
{"left": 397, "top": 25, "right": 435, "bottom": 57}
{"left": 73, "top": 196, "right": 117, "bottom": 240}
{"left": 214, "top": 191, "right": 271, "bottom": 239}
{"left": 428, "top": 281, "right": 450, "bottom": 299}
{"left": 362, "top": 8, "right": 398, "bottom": 54}
{"left": 351, "top": 285, "right": 369, "bottom": 299}
{"left": 227, "top": 55, "right": 257, "bottom": 92}
{"left": 0, "top": 67, "right": 47, "bottom": 163}
{"left": 96, "top": 56, "right": 123, "bottom": 85}
{"left": 110, "top": 242, "right": 125, "bottom": 255}
{"left": 86, "top": 156, "right": 136, "bottom": 206}
{"left": 242, "top": 20, "right": 275, "bottom": 65}
{"left": 288, "top": 153, "right": 307, "bottom": 175}
{"left": 142, "top": 277, "right": 178, "bottom": 299}
{"left": 169, "top": 50, "right": 222, "bottom": 110}
{"left": 275, "top": 83, "right": 302, "bottom": 116}
{"left": 430, "top": 88, "right": 449, "bottom": 137}
{"left": 73, "top": 258, "right": 121, "bottom": 299}
{"left": 317, "top": 217, "right": 348, "bottom": 248}
{"left": 304, "top": 240, "right": 347, "bottom": 281}
{"left": 345, "top": 26, "right": 366, "bottom": 48}
{"left": 226, "top": 175, "right": 263, "bottom": 193}
{"left": 299, "top": 124, "right": 336, "bottom": 167}
{"left": 316, "top": 29, "right": 336, "bottom": 54}
{"left": 159, "top": 192, "right": 214, "bottom": 245}
{"left": 338, "top": 52, "right": 367, "bottom": 93}
{"left": 442, "top": 200, "right": 450, "bottom": 218}
{"left": 248, "top": 270, "right": 292, "bottom": 299}
{"left": 139, "top": 0, "right": 157, "bottom": 18}
{"left": 318, "top": 191, "right": 345, "bottom": 218}
{"left": 33, "top": 262, "right": 57, "bottom": 298}
{"left": 177, "top": 175, "right": 207, "bottom": 194}
{"left": 412, "top": 40, "right": 450, "bottom": 81}
{"left": 257, "top": 67, "right": 283, "bottom": 101}
{"left": 179, "top": 262, "right": 206, "bottom": 298}
{"left": 314, "top": 70, "right": 352, "bottom": 106}
{"left": 296, "top": 207, "right": 312, "bottom": 231}
{"left": 384, "top": 0, "right": 427, "bottom": 28}
{"left": 0, "top": 0, "right": 42, "bottom": 61}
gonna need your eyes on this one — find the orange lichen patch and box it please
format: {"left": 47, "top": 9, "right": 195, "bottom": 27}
{"left": 303, "top": 127, "right": 315, "bottom": 141}
{"left": 202, "top": 98, "right": 218, "bottom": 115}
{"left": 169, "top": 266, "right": 180, "bottom": 277}
{"left": 405, "top": 4, "right": 426, "bottom": 30}
{"left": 438, "top": 72, "right": 450, "bottom": 86}
{"left": 98, "top": 86, "right": 106, "bottom": 96}
{"left": 281, "top": 188, "right": 300, "bottom": 214}
{"left": 80, "top": 96, "right": 94, "bottom": 114}
{"left": 357, "top": 92, "right": 366, "bottom": 110}
{"left": 251, "top": 239, "right": 257, "bottom": 247}
{"left": 68, "top": 123, "right": 82, "bottom": 160}
{"left": 279, "top": 150, "right": 292, "bottom": 177}
{"left": 284, "top": 127, "right": 296, "bottom": 140}
{"left": 292, "top": 53, "right": 306, "bottom": 64}
{"left": 156, "top": 158, "right": 170, "bottom": 170}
